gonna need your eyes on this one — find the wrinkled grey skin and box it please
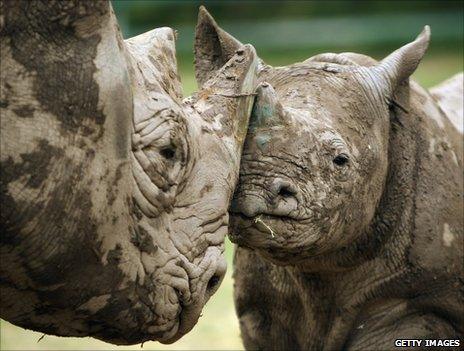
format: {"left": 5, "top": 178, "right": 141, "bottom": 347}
{"left": 0, "top": 1, "right": 257, "bottom": 345}
{"left": 195, "top": 9, "right": 463, "bottom": 350}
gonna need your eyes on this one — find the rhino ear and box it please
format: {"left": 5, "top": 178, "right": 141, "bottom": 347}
{"left": 370, "top": 26, "right": 430, "bottom": 97}
{"left": 125, "top": 27, "right": 183, "bottom": 100}
{"left": 194, "top": 6, "right": 244, "bottom": 87}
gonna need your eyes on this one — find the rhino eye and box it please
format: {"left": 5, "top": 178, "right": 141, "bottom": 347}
{"left": 333, "top": 153, "right": 349, "bottom": 166}
{"left": 160, "top": 146, "right": 176, "bottom": 160}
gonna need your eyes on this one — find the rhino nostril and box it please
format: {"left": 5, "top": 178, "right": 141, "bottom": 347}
{"left": 271, "top": 179, "right": 297, "bottom": 200}
{"left": 174, "top": 288, "right": 185, "bottom": 308}
{"left": 207, "top": 274, "right": 221, "bottom": 291}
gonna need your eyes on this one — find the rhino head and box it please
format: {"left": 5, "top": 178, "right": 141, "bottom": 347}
{"left": 195, "top": 8, "right": 430, "bottom": 266}
{"left": 0, "top": 2, "right": 257, "bottom": 345}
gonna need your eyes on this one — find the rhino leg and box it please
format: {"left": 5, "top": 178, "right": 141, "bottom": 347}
{"left": 346, "top": 303, "right": 459, "bottom": 350}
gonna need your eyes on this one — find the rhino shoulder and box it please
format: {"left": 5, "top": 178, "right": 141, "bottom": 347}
{"left": 430, "top": 72, "right": 464, "bottom": 134}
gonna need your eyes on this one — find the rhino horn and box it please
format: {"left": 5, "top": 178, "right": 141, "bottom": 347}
{"left": 198, "top": 44, "right": 258, "bottom": 146}
{"left": 194, "top": 6, "right": 244, "bottom": 87}
{"left": 250, "top": 82, "right": 286, "bottom": 129}
{"left": 370, "top": 26, "right": 431, "bottom": 97}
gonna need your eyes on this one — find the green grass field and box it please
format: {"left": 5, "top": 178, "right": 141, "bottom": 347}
{"left": 1, "top": 52, "right": 461, "bottom": 351}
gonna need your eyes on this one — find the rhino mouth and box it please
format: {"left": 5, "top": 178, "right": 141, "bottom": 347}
{"left": 229, "top": 212, "right": 294, "bottom": 247}
{"left": 89, "top": 240, "right": 226, "bottom": 345}
{"left": 88, "top": 284, "right": 187, "bottom": 345}
{"left": 159, "top": 244, "right": 227, "bottom": 344}
{"left": 229, "top": 212, "right": 324, "bottom": 265}
{"left": 156, "top": 308, "right": 190, "bottom": 344}
{"left": 229, "top": 213, "right": 296, "bottom": 263}
{"left": 231, "top": 207, "right": 299, "bottom": 222}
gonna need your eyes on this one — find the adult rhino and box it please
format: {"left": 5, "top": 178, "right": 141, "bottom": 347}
{"left": 0, "top": 1, "right": 257, "bottom": 345}
{"left": 195, "top": 8, "right": 463, "bottom": 350}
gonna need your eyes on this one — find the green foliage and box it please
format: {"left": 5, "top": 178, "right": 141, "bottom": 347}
{"left": 112, "top": 0, "right": 463, "bottom": 56}
{"left": 112, "top": 0, "right": 463, "bottom": 26}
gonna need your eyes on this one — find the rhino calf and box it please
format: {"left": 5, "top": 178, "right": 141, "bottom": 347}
{"left": 195, "top": 8, "right": 463, "bottom": 350}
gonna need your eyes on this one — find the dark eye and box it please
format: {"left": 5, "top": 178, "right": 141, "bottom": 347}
{"left": 160, "top": 147, "right": 176, "bottom": 160}
{"left": 333, "top": 153, "right": 349, "bottom": 167}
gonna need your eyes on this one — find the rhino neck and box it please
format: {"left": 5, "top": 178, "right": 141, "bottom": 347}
{"left": 362, "top": 86, "right": 421, "bottom": 261}
{"left": 366, "top": 81, "right": 462, "bottom": 275}
{"left": 0, "top": 1, "right": 136, "bottom": 335}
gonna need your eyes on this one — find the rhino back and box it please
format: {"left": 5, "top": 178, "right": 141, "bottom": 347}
{"left": 401, "top": 81, "right": 463, "bottom": 322}
{"left": 408, "top": 80, "right": 463, "bottom": 267}
{"left": 429, "top": 73, "right": 464, "bottom": 134}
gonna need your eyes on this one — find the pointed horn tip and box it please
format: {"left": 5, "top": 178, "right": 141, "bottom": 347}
{"left": 422, "top": 25, "right": 431, "bottom": 36}
{"left": 230, "top": 44, "right": 257, "bottom": 66}
{"left": 417, "top": 25, "right": 431, "bottom": 44}
{"left": 255, "top": 82, "right": 278, "bottom": 99}
{"left": 256, "top": 81, "right": 273, "bottom": 92}
{"left": 155, "top": 27, "right": 177, "bottom": 42}
{"left": 236, "top": 44, "right": 256, "bottom": 57}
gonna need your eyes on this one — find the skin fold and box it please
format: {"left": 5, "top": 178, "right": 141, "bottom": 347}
{"left": 195, "top": 8, "right": 463, "bottom": 351}
{"left": 0, "top": 1, "right": 258, "bottom": 345}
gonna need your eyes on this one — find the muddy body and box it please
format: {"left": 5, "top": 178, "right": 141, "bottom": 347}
{"left": 193, "top": 9, "right": 464, "bottom": 350}
{"left": 0, "top": 1, "right": 257, "bottom": 344}
{"left": 232, "top": 78, "right": 463, "bottom": 350}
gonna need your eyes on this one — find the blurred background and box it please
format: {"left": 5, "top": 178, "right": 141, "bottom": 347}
{"left": 1, "top": 0, "right": 462, "bottom": 350}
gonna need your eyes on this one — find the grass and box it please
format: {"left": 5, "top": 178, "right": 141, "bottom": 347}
{"left": 1, "top": 52, "right": 461, "bottom": 351}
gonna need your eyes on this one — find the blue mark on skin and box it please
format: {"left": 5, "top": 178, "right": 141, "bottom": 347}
{"left": 258, "top": 105, "right": 274, "bottom": 119}
{"left": 255, "top": 134, "right": 271, "bottom": 150}
{"left": 250, "top": 103, "right": 275, "bottom": 130}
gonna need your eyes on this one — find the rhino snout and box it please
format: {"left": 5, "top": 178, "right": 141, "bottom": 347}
{"left": 164, "top": 247, "right": 226, "bottom": 344}
{"left": 231, "top": 178, "right": 299, "bottom": 218}
{"left": 230, "top": 193, "right": 267, "bottom": 218}
{"left": 196, "top": 246, "right": 227, "bottom": 299}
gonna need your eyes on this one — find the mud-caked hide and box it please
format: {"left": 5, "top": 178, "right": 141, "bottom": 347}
{"left": 0, "top": 1, "right": 258, "bottom": 345}
{"left": 194, "top": 8, "right": 463, "bottom": 350}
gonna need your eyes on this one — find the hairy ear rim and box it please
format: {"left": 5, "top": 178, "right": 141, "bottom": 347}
{"left": 194, "top": 6, "right": 243, "bottom": 87}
